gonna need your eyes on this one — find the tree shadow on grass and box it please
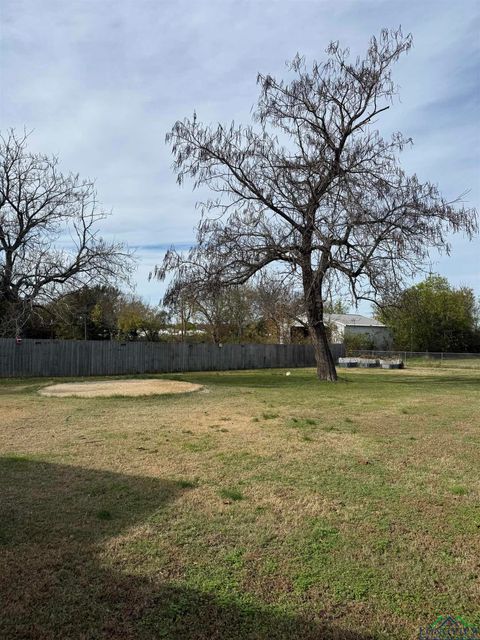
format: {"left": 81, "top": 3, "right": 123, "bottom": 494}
{"left": 0, "top": 457, "right": 377, "bottom": 640}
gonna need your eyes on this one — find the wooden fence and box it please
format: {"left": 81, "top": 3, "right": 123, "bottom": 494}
{"left": 0, "top": 338, "right": 344, "bottom": 378}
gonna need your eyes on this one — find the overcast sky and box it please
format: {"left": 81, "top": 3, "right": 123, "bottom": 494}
{"left": 1, "top": 0, "right": 479, "bottom": 312}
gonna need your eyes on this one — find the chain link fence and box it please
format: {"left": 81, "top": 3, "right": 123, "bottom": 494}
{"left": 349, "top": 350, "right": 480, "bottom": 370}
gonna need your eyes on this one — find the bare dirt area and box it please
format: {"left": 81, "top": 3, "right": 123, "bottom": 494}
{"left": 38, "top": 379, "right": 203, "bottom": 398}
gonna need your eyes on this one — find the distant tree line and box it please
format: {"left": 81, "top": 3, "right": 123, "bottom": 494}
{"left": 16, "top": 274, "right": 307, "bottom": 344}
{"left": 19, "top": 286, "right": 168, "bottom": 342}
{"left": 13, "top": 273, "right": 479, "bottom": 353}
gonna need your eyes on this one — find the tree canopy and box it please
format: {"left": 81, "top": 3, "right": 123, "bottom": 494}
{"left": 22, "top": 285, "right": 170, "bottom": 342}
{"left": 156, "top": 28, "right": 477, "bottom": 380}
{"left": 377, "top": 275, "right": 480, "bottom": 352}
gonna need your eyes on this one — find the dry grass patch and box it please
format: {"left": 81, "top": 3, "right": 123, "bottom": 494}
{"left": 38, "top": 378, "right": 203, "bottom": 397}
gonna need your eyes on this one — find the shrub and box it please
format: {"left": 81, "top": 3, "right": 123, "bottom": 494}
{"left": 344, "top": 333, "right": 375, "bottom": 354}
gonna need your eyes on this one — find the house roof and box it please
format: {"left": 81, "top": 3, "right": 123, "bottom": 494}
{"left": 293, "top": 313, "right": 386, "bottom": 328}
{"left": 325, "top": 314, "right": 386, "bottom": 328}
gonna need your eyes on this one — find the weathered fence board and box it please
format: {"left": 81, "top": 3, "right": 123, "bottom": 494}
{"left": 0, "top": 338, "right": 344, "bottom": 378}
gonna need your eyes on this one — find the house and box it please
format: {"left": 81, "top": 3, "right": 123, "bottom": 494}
{"left": 292, "top": 313, "right": 392, "bottom": 350}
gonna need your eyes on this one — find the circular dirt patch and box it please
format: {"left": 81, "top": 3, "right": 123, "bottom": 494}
{"left": 39, "top": 379, "right": 203, "bottom": 398}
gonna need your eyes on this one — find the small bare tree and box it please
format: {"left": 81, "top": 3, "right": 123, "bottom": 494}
{"left": 0, "top": 131, "right": 133, "bottom": 336}
{"left": 189, "top": 284, "right": 255, "bottom": 344}
{"left": 157, "top": 29, "right": 477, "bottom": 380}
{"left": 253, "top": 272, "right": 304, "bottom": 343}
{"left": 164, "top": 274, "right": 256, "bottom": 344}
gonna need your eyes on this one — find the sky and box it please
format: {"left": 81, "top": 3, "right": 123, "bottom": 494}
{"left": 1, "top": 0, "right": 479, "bottom": 314}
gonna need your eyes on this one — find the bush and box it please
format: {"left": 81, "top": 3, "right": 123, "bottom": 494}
{"left": 344, "top": 333, "right": 375, "bottom": 354}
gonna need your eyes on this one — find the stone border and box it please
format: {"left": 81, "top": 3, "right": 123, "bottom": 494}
{"left": 338, "top": 357, "right": 404, "bottom": 369}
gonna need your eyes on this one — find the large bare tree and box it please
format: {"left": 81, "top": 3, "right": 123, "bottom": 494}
{"left": 157, "top": 29, "right": 477, "bottom": 380}
{"left": 0, "top": 131, "right": 133, "bottom": 336}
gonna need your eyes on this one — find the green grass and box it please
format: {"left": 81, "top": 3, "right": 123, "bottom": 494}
{"left": 450, "top": 485, "right": 469, "bottom": 496}
{"left": 1, "top": 366, "right": 479, "bottom": 639}
{"left": 218, "top": 487, "right": 245, "bottom": 502}
{"left": 262, "top": 412, "right": 279, "bottom": 420}
{"left": 407, "top": 356, "right": 480, "bottom": 370}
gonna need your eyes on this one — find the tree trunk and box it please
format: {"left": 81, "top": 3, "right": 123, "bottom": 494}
{"left": 211, "top": 323, "right": 221, "bottom": 345}
{"left": 302, "top": 258, "right": 338, "bottom": 381}
{"left": 309, "top": 319, "right": 337, "bottom": 381}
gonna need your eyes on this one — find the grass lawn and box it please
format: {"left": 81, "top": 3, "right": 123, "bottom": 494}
{"left": 1, "top": 366, "right": 479, "bottom": 639}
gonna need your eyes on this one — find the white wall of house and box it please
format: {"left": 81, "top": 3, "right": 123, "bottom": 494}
{"left": 291, "top": 314, "right": 392, "bottom": 349}
{"left": 342, "top": 324, "right": 392, "bottom": 349}
{"left": 328, "top": 323, "right": 392, "bottom": 349}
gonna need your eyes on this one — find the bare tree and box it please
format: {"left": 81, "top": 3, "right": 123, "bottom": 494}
{"left": 166, "top": 276, "right": 256, "bottom": 344}
{"left": 167, "top": 291, "right": 196, "bottom": 341}
{"left": 0, "top": 130, "right": 133, "bottom": 336}
{"left": 253, "top": 272, "right": 304, "bottom": 343}
{"left": 200, "top": 285, "right": 255, "bottom": 344}
{"left": 156, "top": 28, "right": 477, "bottom": 380}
